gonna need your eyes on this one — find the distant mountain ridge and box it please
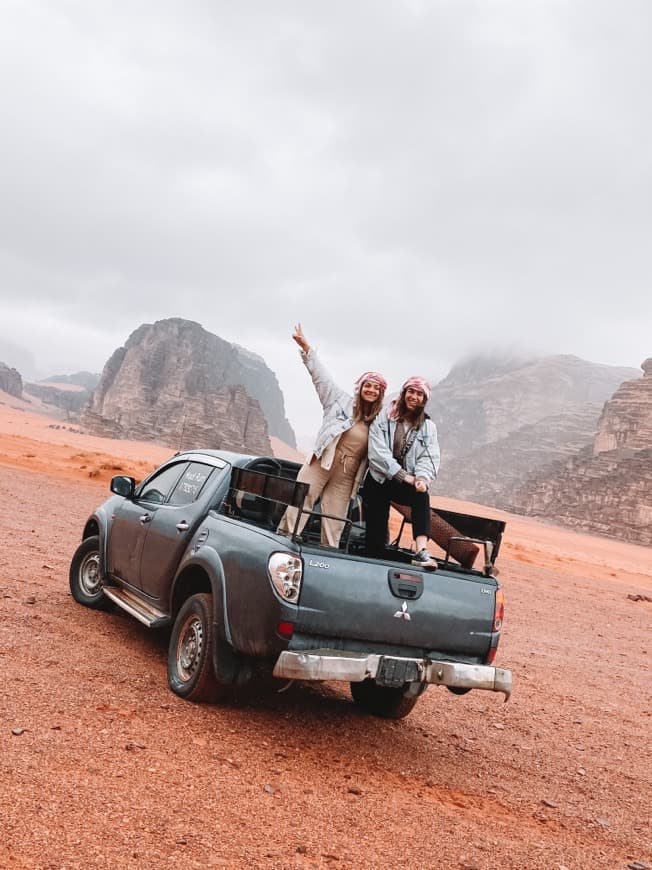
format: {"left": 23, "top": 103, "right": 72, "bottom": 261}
{"left": 429, "top": 353, "right": 640, "bottom": 510}
{"left": 510, "top": 358, "right": 652, "bottom": 545}
{"left": 43, "top": 371, "right": 100, "bottom": 391}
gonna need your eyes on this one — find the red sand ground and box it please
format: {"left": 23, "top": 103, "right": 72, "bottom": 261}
{"left": 0, "top": 396, "right": 650, "bottom": 869}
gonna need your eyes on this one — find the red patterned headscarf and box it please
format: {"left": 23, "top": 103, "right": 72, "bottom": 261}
{"left": 401, "top": 376, "right": 431, "bottom": 400}
{"left": 354, "top": 371, "right": 388, "bottom": 395}
{"left": 389, "top": 376, "right": 431, "bottom": 419}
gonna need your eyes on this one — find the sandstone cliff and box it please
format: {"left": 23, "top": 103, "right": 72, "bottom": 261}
{"left": 592, "top": 358, "right": 652, "bottom": 454}
{"left": 510, "top": 359, "right": 652, "bottom": 545}
{"left": 0, "top": 362, "right": 23, "bottom": 399}
{"left": 429, "top": 354, "right": 639, "bottom": 506}
{"left": 81, "top": 319, "right": 276, "bottom": 454}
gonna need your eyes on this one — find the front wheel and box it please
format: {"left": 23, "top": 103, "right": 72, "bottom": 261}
{"left": 167, "top": 593, "right": 226, "bottom": 703}
{"left": 69, "top": 535, "right": 110, "bottom": 610}
{"left": 350, "top": 678, "right": 424, "bottom": 720}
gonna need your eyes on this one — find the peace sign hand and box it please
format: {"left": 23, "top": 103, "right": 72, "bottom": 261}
{"left": 292, "top": 323, "right": 311, "bottom": 353}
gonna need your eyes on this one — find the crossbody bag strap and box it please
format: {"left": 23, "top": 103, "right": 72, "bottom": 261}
{"left": 398, "top": 425, "right": 419, "bottom": 464}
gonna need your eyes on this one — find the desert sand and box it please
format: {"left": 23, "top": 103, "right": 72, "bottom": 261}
{"left": 0, "top": 394, "right": 650, "bottom": 869}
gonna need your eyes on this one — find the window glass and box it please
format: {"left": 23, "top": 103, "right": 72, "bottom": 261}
{"left": 168, "top": 463, "right": 214, "bottom": 506}
{"left": 138, "top": 463, "right": 188, "bottom": 504}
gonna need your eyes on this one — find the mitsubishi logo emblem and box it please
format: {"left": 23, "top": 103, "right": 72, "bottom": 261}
{"left": 393, "top": 601, "right": 411, "bottom": 621}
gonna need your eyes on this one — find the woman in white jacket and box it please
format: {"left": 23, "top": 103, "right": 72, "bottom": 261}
{"left": 278, "top": 324, "right": 387, "bottom": 547}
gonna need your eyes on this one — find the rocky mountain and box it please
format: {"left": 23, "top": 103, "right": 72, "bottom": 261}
{"left": 226, "top": 343, "right": 296, "bottom": 447}
{"left": 592, "top": 358, "right": 652, "bottom": 454}
{"left": 0, "top": 362, "right": 22, "bottom": 399}
{"left": 510, "top": 359, "right": 652, "bottom": 545}
{"left": 435, "top": 405, "right": 603, "bottom": 508}
{"left": 81, "top": 319, "right": 281, "bottom": 454}
{"left": 429, "top": 354, "right": 639, "bottom": 506}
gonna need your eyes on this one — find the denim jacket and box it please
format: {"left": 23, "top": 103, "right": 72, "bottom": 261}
{"left": 367, "top": 408, "right": 440, "bottom": 484}
{"left": 301, "top": 348, "right": 357, "bottom": 461}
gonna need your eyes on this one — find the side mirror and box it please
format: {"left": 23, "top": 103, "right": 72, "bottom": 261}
{"left": 110, "top": 475, "right": 136, "bottom": 498}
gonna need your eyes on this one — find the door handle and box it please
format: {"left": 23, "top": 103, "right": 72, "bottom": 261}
{"left": 176, "top": 521, "right": 189, "bottom": 532}
{"left": 140, "top": 514, "right": 152, "bottom": 524}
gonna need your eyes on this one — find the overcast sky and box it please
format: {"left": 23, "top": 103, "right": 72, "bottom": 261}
{"left": 1, "top": 0, "right": 650, "bottom": 440}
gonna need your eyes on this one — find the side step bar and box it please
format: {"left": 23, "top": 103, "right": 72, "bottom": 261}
{"left": 102, "top": 585, "right": 171, "bottom": 629}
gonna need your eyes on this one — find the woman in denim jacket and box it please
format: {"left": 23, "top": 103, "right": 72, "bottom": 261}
{"left": 364, "top": 377, "right": 440, "bottom": 568}
{"left": 278, "top": 324, "right": 387, "bottom": 547}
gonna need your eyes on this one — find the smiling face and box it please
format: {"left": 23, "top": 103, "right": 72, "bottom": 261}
{"left": 404, "top": 385, "right": 426, "bottom": 411}
{"left": 359, "top": 380, "right": 382, "bottom": 403}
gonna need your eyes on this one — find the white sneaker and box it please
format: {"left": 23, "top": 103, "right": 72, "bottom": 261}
{"left": 411, "top": 548, "right": 437, "bottom": 570}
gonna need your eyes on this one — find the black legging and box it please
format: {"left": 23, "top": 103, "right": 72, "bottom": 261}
{"left": 362, "top": 474, "right": 431, "bottom": 557}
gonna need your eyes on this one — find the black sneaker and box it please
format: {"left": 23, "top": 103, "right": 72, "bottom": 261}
{"left": 411, "top": 548, "right": 437, "bottom": 570}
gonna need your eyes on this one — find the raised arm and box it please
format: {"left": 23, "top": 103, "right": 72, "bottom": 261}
{"left": 292, "top": 323, "right": 349, "bottom": 411}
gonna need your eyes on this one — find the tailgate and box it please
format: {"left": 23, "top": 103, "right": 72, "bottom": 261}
{"left": 296, "top": 548, "right": 497, "bottom": 658}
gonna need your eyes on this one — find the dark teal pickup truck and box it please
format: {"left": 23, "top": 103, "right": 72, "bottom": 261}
{"left": 69, "top": 449, "right": 512, "bottom": 719}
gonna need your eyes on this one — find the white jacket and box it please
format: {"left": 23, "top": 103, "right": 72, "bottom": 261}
{"left": 367, "top": 409, "right": 440, "bottom": 485}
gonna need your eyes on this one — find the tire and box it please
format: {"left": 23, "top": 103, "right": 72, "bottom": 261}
{"left": 167, "top": 593, "right": 225, "bottom": 703}
{"left": 69, "top": 535, "right": 110, "bottom": 610}
{"left": 350, "top": 678, "right": 423, "bottom": 720}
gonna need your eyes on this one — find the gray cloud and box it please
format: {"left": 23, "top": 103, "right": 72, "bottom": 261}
{"left": 0, "top": 0, "right": 650, "bottom": 438}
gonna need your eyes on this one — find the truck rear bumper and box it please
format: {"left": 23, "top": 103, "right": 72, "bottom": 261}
{"left": 273, "top": 650, "right": 512, "bottom": 700}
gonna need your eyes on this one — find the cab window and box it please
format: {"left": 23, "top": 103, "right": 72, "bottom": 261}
{"left": 167, "top": 463, "right": 214, "bottom": 506}
{"left": 137, "top": 463, "right": 188, "bottom": 504}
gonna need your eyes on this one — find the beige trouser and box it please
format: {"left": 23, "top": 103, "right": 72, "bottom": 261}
{"left": 278, "top": 452, "right": 359, "bottom": 547}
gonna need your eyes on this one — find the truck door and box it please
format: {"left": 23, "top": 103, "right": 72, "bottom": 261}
{"left": 138, "top": 462, "right": 217, "bottom": 600}
{"left": 106, "top": 461, "right": 188, "bottom": 587}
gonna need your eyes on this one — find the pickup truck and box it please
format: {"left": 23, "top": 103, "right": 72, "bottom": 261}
{"left": 69, "top": 449, "right": 512, "bottom": 719}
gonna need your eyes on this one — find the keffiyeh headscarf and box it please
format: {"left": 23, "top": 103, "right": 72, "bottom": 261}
{"left": 401, "top": 376, "right": 431, "bottom": 400}
{"left": 354, "top": 371, "right": 388, "bottom": 395}
{"left": 389, "top": 376, "right": 431, "bottom": 419}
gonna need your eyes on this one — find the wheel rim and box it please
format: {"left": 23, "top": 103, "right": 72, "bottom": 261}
{"left": 79, "top": 551, "right": 101, "bottom": 596}
{"left": 176, "top": 614, "right": 204, "bottom": 682}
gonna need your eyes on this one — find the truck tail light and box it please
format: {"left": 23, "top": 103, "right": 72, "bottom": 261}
{"left": 268, "top": 552, "right": 303, "bottom": 603}
{"left": 486, "top": 587, "right": 505, "bottom": 665}
{"left": 493, "top": 587, "right": 505, "bottom": 632}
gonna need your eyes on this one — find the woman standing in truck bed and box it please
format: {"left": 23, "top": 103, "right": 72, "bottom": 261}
{"left": 278, "top": 324, "right": 387, "bottom": 547}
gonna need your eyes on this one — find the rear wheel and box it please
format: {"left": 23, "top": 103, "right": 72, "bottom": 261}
{"left": 350, "top": 678, "right": 423, "bottom": 720}
{"left": 69, "top": 535, "right": 110, "bottom": 610}
{"left": 168, "top": 593, "right": 226, "bottom": 703}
